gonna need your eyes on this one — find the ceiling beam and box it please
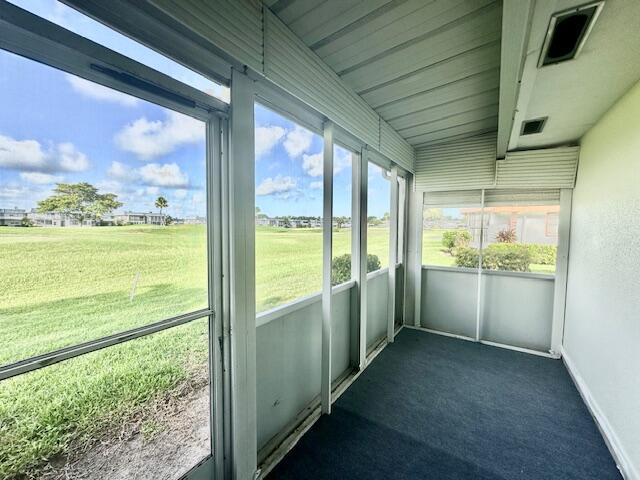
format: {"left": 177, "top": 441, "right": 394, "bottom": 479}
{"left": 497, "top": 0, "right": 534, "bottom": 158}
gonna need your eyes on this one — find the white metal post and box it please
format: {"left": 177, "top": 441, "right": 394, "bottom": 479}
{"left": 406, "top": 182, "right": 423, "bottom": 327}
{"left": 228, "top": 68, "right": 257, "bottom": 480}
{"left": 387, "top": 166, "right": 399, "bottom": 342}
{"left": 550, "top": 188, "right": 573, "bottom": 356}
{"left": 475, "top": 189, "right": 486, "bottom": 342}
{"left": 206, "top": 115, "right": 225, "bottom": 479}
{"left": 350, "top": 151, "right": 361, "bottom": 368}
{"left": 321, "top": 122, "right": 334, "bottom": 414}
{"left": 220, "top": 119, "right": 233, "bottom": 479}
{"left": 357, "top": 149, "right": 369, "bottom": 368}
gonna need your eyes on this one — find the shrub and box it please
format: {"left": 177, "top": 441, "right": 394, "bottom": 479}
{"left": 526, "top": 244, "right": 557, "bottom": 265}
{"left": 20, "top": 216, "right": 33, "bottom": 227}
{"left": 496, "top": 228, "right": 517, "bottom": 243}
{"left": 442, "top": 229, "right": 472, "bottom": 252}
{"left": 454, "top": 247, "right": 479, "bottom": 268}
{"left": 454, "top": 244, "right": 532, "bottom": 272}
{"left": 331, "top": 253, "right": 382, "bottom": 285}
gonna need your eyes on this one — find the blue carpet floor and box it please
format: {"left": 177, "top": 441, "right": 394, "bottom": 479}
{"left": 268, "top": 328, "right": 620, "bottom": 479}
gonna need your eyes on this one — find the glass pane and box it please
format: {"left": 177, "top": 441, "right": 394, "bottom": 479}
{"left": 331, "top": 145, "right": 353, "bottom": 286}
{"left": 481, "top": 204, "right": 559, "bottom": 274}
{"left": 7, "top": 0, "right": 229, "bottom": 102}
{"left": 0, "top": 318, "right": 211, "bottom": 480}
{"left": 0, "top": 50, "right": 208, "bottom": 366}
{"left": 422, "top": 206, "right": 481, "bottom": 268}
{"left": 367, "top": 162, "right": 390, "bottom": 271}
{"left": 254, "top": 103, "right": 323, "bottom": 312}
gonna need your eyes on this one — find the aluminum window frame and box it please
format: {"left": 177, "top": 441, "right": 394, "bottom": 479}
{"left": 0, "top": 4, "right": 228, "bottom": 478}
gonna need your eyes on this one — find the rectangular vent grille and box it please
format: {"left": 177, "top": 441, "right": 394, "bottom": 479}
{"left": 521, "top": 117, "right": 547, "bottom": 135}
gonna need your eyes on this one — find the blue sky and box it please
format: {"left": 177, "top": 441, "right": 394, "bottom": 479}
{"left": 0, "top": 0, "right": 391, "bottom": 219}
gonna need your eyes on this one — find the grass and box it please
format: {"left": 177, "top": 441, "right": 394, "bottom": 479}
{"left": 0, "top": 224, "right": 390, "bottom": 478}
{"left": 422, "top": 228, "right": 556, "bottom": 274}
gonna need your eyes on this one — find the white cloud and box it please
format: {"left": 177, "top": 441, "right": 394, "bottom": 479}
{"left": 0, "top": 134, "right": 89, "bottom": 173}
{"left": 145, "top": 186, "right": 160, "bottom": 196}
{"left": 56, "top": 143, "right": 89, "bottom": 172}
{"left": 309, "top": 181, "right": 323, "bottom": 190}
{"left": 138, "top": 162, "right": 189, "bottom": 187}
{"left": 115, "top": 111, "right": 204, "bottom": 160}
{"left": 255, "top": 126, "right": 285, "bottom": 157}
{"left": 283, "top": 126, "right": 313, "bottom": 158}
{"left": 66, "top": 75, "right": 139, "bottom": 106}
{"left": 334, "top": 149, "right": 352, "bottom": 175}
{"left": 0, "top": 135, "right": 46, "bottom": 170}
{"left": 108, "top": 161, "right": 137, "bottom": 181}
{"left": 174, "top": 189, "right": 188, "bottom": 199}
{"left": 0, "top": 182, "right": 51, "bottom": 209}
{"left": 302, "top": 152, "right": 323, "bottom": 177}
{"left": 256, "top": 175, "right": 297, "bottom": 196}
{"left": 19, "top": 172, "right": 63, "bottom": 185}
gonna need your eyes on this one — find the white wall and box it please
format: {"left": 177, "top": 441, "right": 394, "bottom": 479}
{"left": 564, "top": 79, "right": 640, "bottom": 479}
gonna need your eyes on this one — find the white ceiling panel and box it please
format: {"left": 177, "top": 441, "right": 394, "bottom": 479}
{"left": 266, "top": 0, "right": 502, "bottom": 149}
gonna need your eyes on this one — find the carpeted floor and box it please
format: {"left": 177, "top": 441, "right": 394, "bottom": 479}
{"left": 268, "top": 328, "right": 620, "bottom": 479}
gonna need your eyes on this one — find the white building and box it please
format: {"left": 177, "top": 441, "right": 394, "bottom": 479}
{"left": 0, "top": 208, "right": 26, "bottom": 226}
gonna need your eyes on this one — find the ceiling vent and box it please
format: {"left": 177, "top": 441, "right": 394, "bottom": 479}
{"left": 538, "top": 1, "right": 604, "bottom": 67}
{"left": 521, "top": 117, "right": 548, "bottom": 136}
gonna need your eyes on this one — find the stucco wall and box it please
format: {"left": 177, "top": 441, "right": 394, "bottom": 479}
{"left": 564, "top": 80, "right": 640, "bottom": 478}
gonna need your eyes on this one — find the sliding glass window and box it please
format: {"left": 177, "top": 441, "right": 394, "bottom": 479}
{"left": 367, "top": 162, "right": 391, "bottom": 271}
{"left": 331, "top": 145, "right": 354, "bottom": 286}
{"left": 0, "top": 3, "right": 223, "bottom": 479}
{"left": 422, "top": 199, "right": 482, "bottom": 269}
{"left": 481, "top": 202, "right": 559, "bottom": 274}
{"left": 0, "top": 49, "right": 208, "bottom": 365}
{"left": 254, "top": 103, "right": 323, "bottom": 312}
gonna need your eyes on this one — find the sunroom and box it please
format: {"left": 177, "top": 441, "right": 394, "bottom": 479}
{"left": 0, "top": 0, "right": 638, "bottom": 479}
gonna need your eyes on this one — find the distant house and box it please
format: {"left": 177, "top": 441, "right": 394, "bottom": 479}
{"left": 462, "top": 205, "right": 560, "bottom": 246}
{"left": 28, "top": 210, "right": 96, "bottom": 227}
{"left": 112, "top": 211, "right": 166, "bottom": 225}
{"left": 183, "top": 216, "right": 206, "bottom": 225}
{"left": 256, "top": 216, "right": 323, "bottom": 228}
{"left": 0, "top": 208, "right": 26, "bottom": 226}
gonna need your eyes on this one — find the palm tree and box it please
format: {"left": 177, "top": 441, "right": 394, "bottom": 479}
{"left": 155, "top": 196, "right": 168, "bottom": 226}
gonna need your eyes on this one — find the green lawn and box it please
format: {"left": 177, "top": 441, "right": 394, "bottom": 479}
{"left": 0, "top": 224, "right": 390, "bottom": 478}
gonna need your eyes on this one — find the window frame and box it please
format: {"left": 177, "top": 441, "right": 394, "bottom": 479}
{"left": 0, "top": 4, "right": 226, "bottom": 478}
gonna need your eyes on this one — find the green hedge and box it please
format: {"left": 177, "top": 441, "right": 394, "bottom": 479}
{"left": 454, "top": 243, "right": 556, "bottom": 271}
{"left": 455, "top": 244, "right": 532, "bottom": 272}
{"left": 526, "top": 244, "right": 557, "bottom": 265}
{"left": 331, "top": 253, "right": 381, "bottom": 285}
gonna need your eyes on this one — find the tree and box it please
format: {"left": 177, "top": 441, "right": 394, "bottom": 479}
{"left": 282, "top": 216, "right": 292, "bottom": 228}
{"left": 367, "top": 216, "right": 382, "bottom": 226}
{"left": 334, "top": 216, "right": 348, "bottom": 230}
{"left": 155, "top": 196, "right": 169, "bottom": 226}
{"left": 423, "top": 208, "right": 443, "bottom": 220}
{"left": 37, "top": 182, "right": 122, "bottom": 225}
